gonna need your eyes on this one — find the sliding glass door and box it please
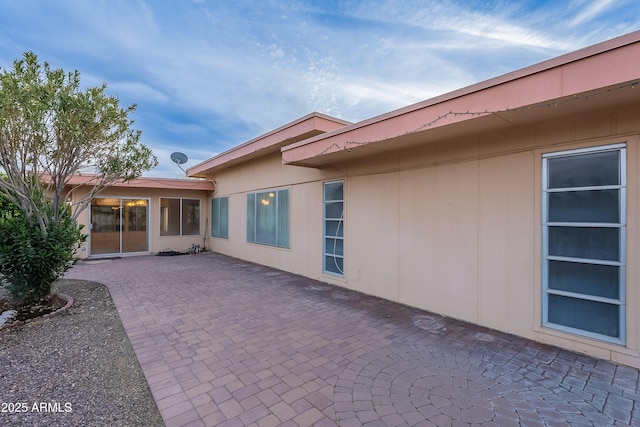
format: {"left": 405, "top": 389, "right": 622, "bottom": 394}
{"left": 90, "top": 198, "right": 149, "bottom": 255}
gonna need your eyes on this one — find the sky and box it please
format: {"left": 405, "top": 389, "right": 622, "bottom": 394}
{"left": 0, "top": 0, "right": 639, "bottom": 177}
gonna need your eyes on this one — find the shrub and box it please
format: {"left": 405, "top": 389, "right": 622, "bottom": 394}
{"left": 0, "top": 202, "right": 85, "bottom": 306}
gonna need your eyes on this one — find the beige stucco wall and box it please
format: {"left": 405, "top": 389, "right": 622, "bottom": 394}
{"left": 207, "top": 101, "right": 640, "bottom": 368}
{"left": 209, "top": 155, "right": 341, "bottom": 278}
{"left": 71, "top": 186, "right": 210, "bottom": 258}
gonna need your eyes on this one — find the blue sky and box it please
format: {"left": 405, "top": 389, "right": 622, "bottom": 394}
{"left": 1, "top": 1, "right": 639, "bottom": 177}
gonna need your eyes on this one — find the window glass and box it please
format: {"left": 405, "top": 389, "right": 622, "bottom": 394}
{"left": 325, "top": 201, "right": 343, "bottom": 219}
{"left": 160, "top": 198, "right": 200, "bottom": 236}
{"left": 548, "top": 190, "right": 619, "bottom": 223}
{"left": 246, "top": 189, "right": 289, "bottom": 248}
{"left": 325, "top": 220, "right": 343, "bottom": 238}
{"left": 548, "top": 295, "right": 619, "bottom": 338}
{"left": 277, "top": 190, "right": 290, "bottom": 248}
{"left": 160, "top": 198, "right": 180, "bottom": 236}
{"left": 211, "top": 197, "right": 229, "bottom": 239}
{"left": 324, "top": 255, "right": 343, "bottom": 275}
{"left": 256, "top": 191, "right": 277, "bottom": 246}
{"left": 548, "top": 226, "right": 619, "bottom": 261}
{"left": 324, "top": 182, "right": 343, "bottom": 201}
{"left": 542, "top": 145, "right": 625, "bottom": 343}
{"left": 547, "top": 150, "right": 619, "bottom": 188}
{"left": 323, "top": 181, "right": 344, "bottom": 276}
{"left": 247, "top": 193, "right": 256, "bottom": 242}
{"left": 182, "top": 199, "right": 200, "bottom": 236}
{"left": 548, "top": 261, "right": 619, "bottom": 299}
{"left": 325, "top": 237, "right": 344, "bottom": 256}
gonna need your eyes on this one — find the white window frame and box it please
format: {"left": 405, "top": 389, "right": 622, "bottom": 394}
{"left": 323, "top": 180, "right": 344, "bottom": 277}
{"left": 542, "top": 144, "right": 626, "bottom": 344}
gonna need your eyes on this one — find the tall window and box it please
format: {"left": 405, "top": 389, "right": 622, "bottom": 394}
{"left": 160, "top": 198, "right": 200, "bottom": 236}
{"left": 542, "top": 144, "right": 626, "bottom": 343}
{"left": 323, "top": 181, "right": 344, "bottom": 276}
{"left": 211, "top": 197, "right": 229, "bottom": 239}
{"left": 247, "top": 189, "right": 289, "bottom": 248}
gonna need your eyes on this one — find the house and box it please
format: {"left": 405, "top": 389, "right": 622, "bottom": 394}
{"left": 68, "top": 175, "right": 215, "bottom": 257}
{"left": 186, "top": 31, "right": 640, "bottom": 368}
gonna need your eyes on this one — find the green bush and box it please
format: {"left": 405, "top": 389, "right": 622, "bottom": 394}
{"left": 0, "top": 191, "right": 20, "bottom": 218}
{"left": 0, "top": 202, "right": 86, "bottom": 306}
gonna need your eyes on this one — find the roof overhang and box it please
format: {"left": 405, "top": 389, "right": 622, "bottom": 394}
{"left": 62, "top": 174, "right": 216, "bottom": 191}
{"left": 187, "top": 112, "right": 351, "bottom": 177}
{"left": 281, "top": 31, "right": 640, "bottom": 167}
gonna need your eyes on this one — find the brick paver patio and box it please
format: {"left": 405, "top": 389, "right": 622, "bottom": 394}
{"left": 65, "top": 252, "right": 640, "bottom": 426}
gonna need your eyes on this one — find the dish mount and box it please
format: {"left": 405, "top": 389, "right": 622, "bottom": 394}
{"left": 171, "top": 152, "right": 188, "bottom": 173}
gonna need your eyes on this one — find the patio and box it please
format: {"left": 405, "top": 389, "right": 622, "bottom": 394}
{"left": 65, "top": 252, "right": 640, "bottom": 426}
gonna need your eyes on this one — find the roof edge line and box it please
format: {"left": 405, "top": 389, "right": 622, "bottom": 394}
{"left": 282, "top": 30, "right": 640, "bottom": 153}
{"left": 187, "top": 112, "right": 351, "bottom": 175}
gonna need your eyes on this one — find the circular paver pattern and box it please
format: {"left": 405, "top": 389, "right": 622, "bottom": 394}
{"left": 334, "top": 341, "right": 608, "bottom": 426}
{"left": 412, "top": 315, "right": 446, "bottom": 333}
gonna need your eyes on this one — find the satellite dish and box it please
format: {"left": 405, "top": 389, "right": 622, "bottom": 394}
{"left": 170, "top": 152, "right": 188, "bottom": 173}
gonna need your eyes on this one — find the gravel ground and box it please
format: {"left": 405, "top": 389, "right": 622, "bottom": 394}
{"left": 0, "top": 279, "right": 164, "bottom": 427}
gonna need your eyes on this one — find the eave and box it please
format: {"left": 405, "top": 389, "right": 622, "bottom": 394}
{"left": 281, "top": 31, "right": 640, "bottom": 167}
{"left": 187, "top": 112, "right": 351, "bottom": 177}
{"left": 62, "top": 175, "right": 216, "bottom": 191}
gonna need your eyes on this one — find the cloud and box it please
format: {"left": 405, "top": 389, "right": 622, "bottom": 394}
{"left": 569, "top": 0, "right": 616, "bottom": 26}
{"left": 108, "top": 81, "right": 170, "bottom": 104}
{"left": 348, "top": 1, "right": 570, "bottom": 51}
{"left": 0, "top": 0, "right": 639, "bottom": 179}
{"left": 149, "top": 144, "right": 218, "bottom": 178}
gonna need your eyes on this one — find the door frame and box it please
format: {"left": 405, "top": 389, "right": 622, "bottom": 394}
{"left": 89, "top": 196, "right": 151, "bottom": 257}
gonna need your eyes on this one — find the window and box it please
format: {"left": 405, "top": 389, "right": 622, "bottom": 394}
{"left": 247, "top": 189, "right": 289, "bottom": 248}
{"left": 323, "top": 181, "right": 344, "bottom": 276}
{"left": 160, "top": 198, "right": 200, "bottom": 236}
{"left": 542, "top": 145, "right": 626, "bottom": 343}
{"left": 211, "top": 197, "right": 229, "bottom": 239}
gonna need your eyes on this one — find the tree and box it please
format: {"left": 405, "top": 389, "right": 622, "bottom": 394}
{"left": 0, "top": 184, "right": 19, "bottom": 218}
{"left": 0, "top": 51, "right": 157, "bottom": 228}
{"left": 0, "top": 52, "right": 158, "bottom": 305}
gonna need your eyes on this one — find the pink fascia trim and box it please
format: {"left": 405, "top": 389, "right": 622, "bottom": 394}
{"left": 187, "top": 112, "right": 351, "bottom": 177}
{"left": 281, "top": 30, "right": 640, "bottom": 164}
{"left": 62, "top": 174, "right": 215, "bottom": 191}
